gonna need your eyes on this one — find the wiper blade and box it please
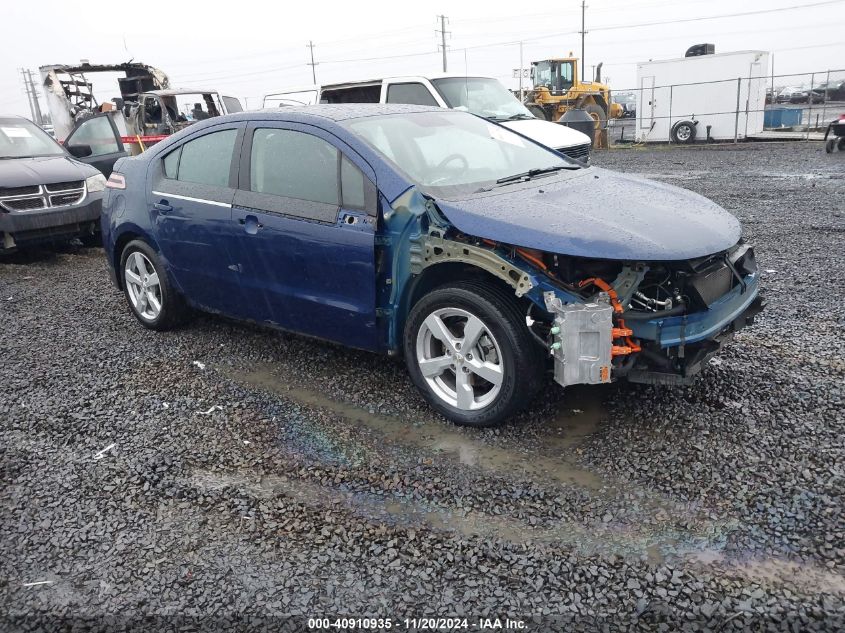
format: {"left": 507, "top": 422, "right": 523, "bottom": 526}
{"left": 495, "top": 164, "right": 578, "bottom": 185}
{"left": 506, "top": 113, "right": 535, "bottom": 120}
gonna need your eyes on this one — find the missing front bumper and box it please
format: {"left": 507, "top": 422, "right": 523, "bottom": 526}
{"left": 625, "top": 293, "right": 765, "bottom": 385}
{"left": 541, "top": 288, "right": 764, "bottom": 389}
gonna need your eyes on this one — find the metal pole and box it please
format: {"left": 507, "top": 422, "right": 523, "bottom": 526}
{"left": 306, "top": 41, "right": 318, "bottom": 84}
{"left": 438, "top": 15, "right": 448, "bottom": 73}
{"left": 806, "top": 72, "right": 815, "bottom": 141}
{"left": 734, "top": 77, "right": 741, "bottom": 144}
{"left": 821, "top": 69, "right": 830, "bottom": 127}
{"left": 668, "top": 84, "right": 673, "bottom": 144}
{"left": 519, "top": 42, "right": 525, "bottom": 102}
{"left": 27, "top": 70, "right": 44, "bottom": 126}
{"left": 768, "top": 54, "right": 775, "bottom": 130}
{"left": 745, "top": 64, "right": 752, "bottom": 139}
{"left": 580, "top": 0, "right": 587, "bottom": 72}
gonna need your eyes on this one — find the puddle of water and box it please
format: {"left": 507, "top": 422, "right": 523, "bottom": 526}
{"left": 223, "top": 365, "right": 604, "bottom": 490}
{"left": 215, "top": 364, "right": 750, "bottom": 564}
{"left": 687, "top": 549, "right": 845, "bottom": 595}
{"left": 542, "top": 385, "right": 605, "bottom": 452}
{"left": 189, "top": 467, "right": 688, "bottom": 561}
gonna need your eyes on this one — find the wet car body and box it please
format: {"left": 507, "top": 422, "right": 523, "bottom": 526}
{"left": 0, "top": 116, "right": 106, "bottom": 251}
{"left": 101, "top": 104, "right": 762, "bottom": 425}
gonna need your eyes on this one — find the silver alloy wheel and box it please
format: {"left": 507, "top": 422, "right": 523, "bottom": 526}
{"left": 124, "top": 251, "right": 162, "bottom": 322}
{"left": 415, "top": 307, "right": 504, "bottom": 411}
{"left": 676, "top": 124, "right": 692, "bottom": 141}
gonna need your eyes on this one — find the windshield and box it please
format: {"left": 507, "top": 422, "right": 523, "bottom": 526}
{"left": 431, "top": 77, "right": 533, "bottom": 120}
{"left": 346, "top": 111, "right": 574, "bottom": 195}
{"left": 534, "top": 62, "right": 554, "bottom": 90}
{"left": 0, "top": 119, "right": 65, "bottom": 159}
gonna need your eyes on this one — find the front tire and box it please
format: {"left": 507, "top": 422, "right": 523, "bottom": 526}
{"left": 404, "top": 282, "right": 544, "bottom": 427}
{"left": 584, "top": 104, "right": 607, "bottom": 130}
{"left": 120, "top": 239, "right": 188, "bottom": 330}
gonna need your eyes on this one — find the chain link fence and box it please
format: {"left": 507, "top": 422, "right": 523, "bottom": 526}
{"left": 607, "top": 68, "right": 845, "bottom": 145}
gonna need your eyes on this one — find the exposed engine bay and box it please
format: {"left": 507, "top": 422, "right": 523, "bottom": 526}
{"left": 428, "top": 228, "right": 762, "bottom": 388}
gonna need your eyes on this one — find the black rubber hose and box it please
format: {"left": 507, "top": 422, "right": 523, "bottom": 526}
{"left": 622, "top": 304, "right": 686, "bottom": 321}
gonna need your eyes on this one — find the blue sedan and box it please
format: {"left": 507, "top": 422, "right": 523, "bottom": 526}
{"left": 101, "top": 104, "right": 762, "bottom": 427}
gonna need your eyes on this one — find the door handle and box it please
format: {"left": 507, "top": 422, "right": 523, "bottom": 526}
{"left": 154, "top": 200, "right": 172, "bottom": 214}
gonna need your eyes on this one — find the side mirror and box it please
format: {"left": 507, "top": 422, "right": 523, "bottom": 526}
{"left": 67, "top": 144, "right": 93, "bottom": 158}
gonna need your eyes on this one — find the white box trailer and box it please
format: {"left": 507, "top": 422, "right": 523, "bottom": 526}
{"left": 635, "top": 51, "right": 769, "bottom": 143}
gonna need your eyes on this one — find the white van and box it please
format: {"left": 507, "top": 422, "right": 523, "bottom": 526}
{"left": 264, "top": 75, "right": 592, "bottom": 162}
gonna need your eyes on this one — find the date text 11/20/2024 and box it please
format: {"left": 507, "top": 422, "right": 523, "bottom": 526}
{"left": 307, "top": 617, "right": 527, "bottom": 630}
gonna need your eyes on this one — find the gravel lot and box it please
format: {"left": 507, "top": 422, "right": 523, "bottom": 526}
{"left": 2, "top": 142, "right": 844, "bottom": 631}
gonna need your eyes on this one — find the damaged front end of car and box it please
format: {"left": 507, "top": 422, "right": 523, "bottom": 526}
{"left": 384, "top": 187, "right": 763, "bottom": 390}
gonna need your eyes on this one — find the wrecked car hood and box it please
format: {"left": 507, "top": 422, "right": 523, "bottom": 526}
{"left": 435, "top": 168, "right": 741, "bottom": 261}
{"left": 0, "top": 156, "right": 98, "bottom": 188}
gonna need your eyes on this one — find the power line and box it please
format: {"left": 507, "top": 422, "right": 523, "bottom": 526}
{"left": 448, "top": 0, "right": 845, "bottom": 52}
{"left": 172, "top": 0, "right": 844, "bottom": 89}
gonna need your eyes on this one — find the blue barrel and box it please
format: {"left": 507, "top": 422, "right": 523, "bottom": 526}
{"left": 764, "top": 108, "right": 802, "bottom": 128}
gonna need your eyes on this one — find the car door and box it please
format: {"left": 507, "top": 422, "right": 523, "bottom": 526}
{"left": 149, "top": 124, "right": 247, "bottom": 314}
{"left": 230, "top": 122, "right": 379, "bottom": 350}
{"left": 63, "top": 113, "right": 128, "bottom": 177}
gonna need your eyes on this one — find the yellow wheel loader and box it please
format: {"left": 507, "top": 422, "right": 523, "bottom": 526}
{"left": 524, "top": 57, "right": 622, "bottom": 128}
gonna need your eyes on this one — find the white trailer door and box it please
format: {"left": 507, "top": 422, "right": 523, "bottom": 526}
{"left": 640, "top": 76, "right": 655, "bottom": 130}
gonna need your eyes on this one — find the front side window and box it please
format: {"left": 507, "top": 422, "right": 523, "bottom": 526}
{"left": 174, "top": 129, "right": 237, "bottom": 187}
{"left": 250, "top": 128, "right": 339, "bottom": 205}
{"left": 346, "top": 111, "right": 572, "bottom": 195}
{"left": 340, "top": 156, "right": 366, "bottom": 209}
{"left": 431, "top": 77, "right": 532, "bottom": 120}
{"left": 68, "top": 116, "right": 119, "bottom": 156}
{"left": 386, "top": 83, "right": 439, "bottom": 107}
{"left": 0, "top": 118, "right": 64, "bottom": 159}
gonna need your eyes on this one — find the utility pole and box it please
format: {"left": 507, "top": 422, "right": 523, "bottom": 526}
{"left": 20, "top": 68, "right": 37, "bottom": 122}
{"left": 580, "top": 0, "right": 587, "bottom": 73}
{"left": 306, "top": 41, "right": 318, "bottom": 84}
{"left": 20, "top": 68, "right": 43, "bottom": 125}
{"left": 26, "top": 70, "right": 44, "bottom": 125}
{"left": 519, "top": 41, "right": 524, "bottom": 101}
{"left": 436, "top": 15, "right": 449, "bottom": 73}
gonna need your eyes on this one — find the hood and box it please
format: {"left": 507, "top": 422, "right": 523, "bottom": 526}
{"left": 501, "top": 118, "right": 591, "bottom": 150}
{"left": 0, "top": 155, "right": 98, "bottom": 188}
{"left": 435, "top": 168, "right": 741, "bottom": 261}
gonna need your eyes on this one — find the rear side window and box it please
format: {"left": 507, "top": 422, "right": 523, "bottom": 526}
{"left": 163, "top": 147, "right": 180, "bottom": 179}
{"left": 250, "top": 128, "right": 339, "bottom": 205}
{"left": 386, "top": 83, "right": 439, "bottom": 106}
{"left": 174, "top": 129, "right": 237, "bottom": 187}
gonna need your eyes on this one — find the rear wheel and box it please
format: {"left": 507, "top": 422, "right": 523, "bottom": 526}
{"left": 671, "top": 120, "right": 697, "bottom": 144}
{"left": 120, "top": 239, "right": 188, "bottom": 330}
{"left": 404, "top": 282, "right": 544, "bottom": 427}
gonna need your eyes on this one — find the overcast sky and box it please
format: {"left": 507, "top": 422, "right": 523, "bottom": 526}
{"left": 2, "top": 0, "right": 843, "bottom": 118}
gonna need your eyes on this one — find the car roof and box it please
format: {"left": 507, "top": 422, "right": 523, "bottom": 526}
{"left": 248, "top": 103, "right": 444, "bottom": 122}
{"left": 0, "top": 115, "right": 30, "bottom": 125}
